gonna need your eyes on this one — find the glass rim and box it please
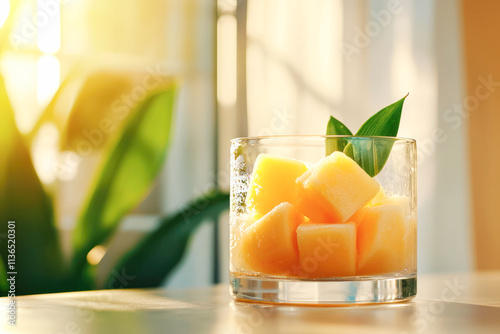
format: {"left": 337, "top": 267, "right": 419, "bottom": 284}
{"left": 231, "top": 135, "right": 416, "bottom": 144}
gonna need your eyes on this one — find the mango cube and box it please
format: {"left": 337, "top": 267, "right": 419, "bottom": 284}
{"left": 383, "top": 195, "right": 411, "bottom": 217}
{"left": 295, "top": 170, "right": 338, "bottom": 223}
{"left": 355, "top": 194, "right": 411, "bottom": 221}
{"left": 301, "top": 152, "right": 380, "bottom": 223}
{"left": 240, "top": 202, "right": 306, "bottom": 275}
{"left": 246, "top": 154, "right": 308, "bottom": 216}
{"left": 366, "top": 186, "right": 386, "bottom": 207}
{"left": 297, "top": 222, "right": 356, "bottom": 277}
{"left": 355, "top": 204, "right": 407, "bottom": 275}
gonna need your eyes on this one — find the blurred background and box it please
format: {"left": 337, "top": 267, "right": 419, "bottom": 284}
{"left": 0, "top": 0, "right": 498, "bottom": 294}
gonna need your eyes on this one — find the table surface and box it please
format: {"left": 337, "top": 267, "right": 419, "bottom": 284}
{"left": 1, "top": 272, "right": 499, "bottom": 334}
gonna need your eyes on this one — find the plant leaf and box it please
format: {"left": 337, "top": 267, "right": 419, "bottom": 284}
{"left": 106, "top": 190, "right": 230, "bottom": 288}
{"left": 345, "top": 95, "right": 407, "bottom": 177}
{"left": 355, "top": 94, "right": 407, "bottom": 137}
{"left": 70, "top": 82, "right": 178, "bottom": 283}
{"left": 325, "top": 116, "right": 353, "bottom": 155}
{"left": 343, "top": 137, "right": 394, "bottom": 177}
{"left": 0, "top": 256, "right": 8, "bottom": 293}
{"left": 60, "top": 70, "right": 147, "bottom": 150}
{"left": 0, "top": 75, "right": 66, "bottom": 295}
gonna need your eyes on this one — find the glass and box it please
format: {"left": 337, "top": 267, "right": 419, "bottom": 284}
{"left": 229, "top": 136, "right": 417, "bottom": 305}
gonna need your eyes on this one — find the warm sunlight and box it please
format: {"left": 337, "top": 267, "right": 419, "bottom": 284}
{"left": 0, "top": 0, "right": 10, "bottom": 29}
{"left": 36, "top": 54, "right": 60, "bottom": 106}
{"left": 31, "top": 122, "right": 59, "bottom": 184}
{"left": 217, "top": 15, "right": 237, "bottom": 107}
{"left": 87, "top": 245, "right": 107, "bottom": 266}
{"left": 37, "top": 0, "right": 61, "bottom": 53}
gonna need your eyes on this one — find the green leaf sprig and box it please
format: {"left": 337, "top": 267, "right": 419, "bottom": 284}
{"left": 326, "top": 94, "right": 408, "bottom": 177}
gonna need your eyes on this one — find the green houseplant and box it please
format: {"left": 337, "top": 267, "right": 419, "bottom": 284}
{"left": 0, "top": 71, "right": 229, "bottom": 296}
{"left": 0, "top": 1, "right": 229, "bottom": 296}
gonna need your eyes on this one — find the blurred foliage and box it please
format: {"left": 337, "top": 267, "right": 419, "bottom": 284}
{"left": 71, "top": 77, "right": 177, "bottom": 289}
{"left": 61, "top": 71, "right": 141, "bottom": 150}
{"left": 0, "top": 69, "right": 228, "bottom": 295}
{"left": 0, "top": 1, "right": 228, "bottom": 295}
{"left": 109, "top": 190, "right": 230, "bottom": 288}
{"left": 0, "top": 76, "right": 66, "bottom": 294}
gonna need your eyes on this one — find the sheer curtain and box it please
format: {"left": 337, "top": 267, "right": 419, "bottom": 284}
{"left": 224, "top": 0, "right": 473, "bottom": 274}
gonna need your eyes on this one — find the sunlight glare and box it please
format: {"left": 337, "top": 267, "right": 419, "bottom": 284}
{"left": 217, "top": 15, "right": 237, "bottom": 107}
{"left": 87, "top": 245, "right": 107, "bottom": 266}
{"left": 37, "top": 54, "right": 60, "bottom": 106}
{"left": 37, "top": 0, "right": 61, "bottom": 53}
{"left": 31, "top": 122, "right": 59, "bottom": 184}
{"left": 0, "top": 0, "right": 9, "bottom": 29}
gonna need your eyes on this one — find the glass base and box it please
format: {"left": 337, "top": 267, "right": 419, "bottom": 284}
{"left": 230, "top": 273, "right": 417, "bottom": 305}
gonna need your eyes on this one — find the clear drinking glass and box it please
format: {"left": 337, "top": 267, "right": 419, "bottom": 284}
{"left": 229, "top": 136, "right": 417, "bottom": 305}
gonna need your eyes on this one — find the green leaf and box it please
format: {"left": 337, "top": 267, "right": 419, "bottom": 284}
{"left": 106, "top": 190, "right": 229, "bottom": 288}
{"left": 345, "top": 95, "right": 407, "bottom": 177}
{"left": 70, "top": 83, "right": 178, "bottom": 284}
{"left": 0, "top": 75, "right": 66, "bottom": 295}
{"left": 355, "top": 94, "right": 407, "bottom": 137}
{"left": 343, "top": 137, "right": 394, "bottom": 177}
{"left": 0, "top": 256, "right": 8, "bottom": 294}
{"left": 61, "top": 70, "right": 144, "bottom": 150}
{"left": 325, "top": 116, "right": 353, "bottom": 155}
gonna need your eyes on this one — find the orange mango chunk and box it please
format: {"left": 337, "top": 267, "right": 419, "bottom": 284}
{"left": 383, "top": 195, "right": 411, "bottom": 217}
{"left": 240, "top": 202, "right": 306, "bottom": 275}
{"left": 355, "top": 204, "right": 407, "bottom": 275}
{"left": 297, "top": 222, "right": 356, "bottom": 277}
{"left": 295, "top": 170, "right": 338, "bottom": 223}
{"left": 302, "top": 151, "right": 380, "bottom": 223}
{"left": 366, "top": 186, "right": 386, "bottom": 207}
{"left": 246, "top": 154, "right": 308, "bottom": 216}
{"left": 356, "top": 194, "right": 411, "bottom": 221}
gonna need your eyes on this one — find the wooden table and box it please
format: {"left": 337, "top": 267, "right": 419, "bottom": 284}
{"left": 1, "top": 272, "right": 499, "bottom": 333}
